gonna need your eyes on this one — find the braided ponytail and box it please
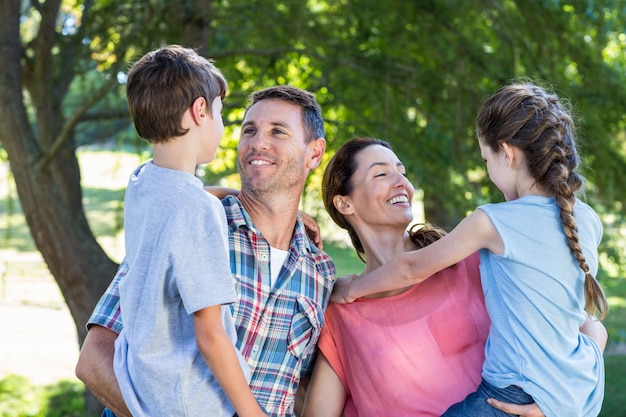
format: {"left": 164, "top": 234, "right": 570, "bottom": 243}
{"left": 477, "top": 82, "right": 608, "bottom": 319}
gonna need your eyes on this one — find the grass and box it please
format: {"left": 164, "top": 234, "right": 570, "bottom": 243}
{"left": 0, "top": 149, "right": 625, "bottom": 414}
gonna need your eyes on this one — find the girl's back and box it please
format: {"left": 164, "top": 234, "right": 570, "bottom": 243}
{"left": 478, "top": 195, "right": 604, "bottom": 417}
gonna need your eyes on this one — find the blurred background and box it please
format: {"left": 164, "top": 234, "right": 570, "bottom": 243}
{"left": 1, "top": 0, "right": 625, "bottom": 415}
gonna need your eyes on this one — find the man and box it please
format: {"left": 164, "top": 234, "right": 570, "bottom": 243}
{"left": 75, "top": 85, "right": 336, "bottom": 417}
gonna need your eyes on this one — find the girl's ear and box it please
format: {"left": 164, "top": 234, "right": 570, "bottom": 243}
{"left": 333, "top": 195, "right": 353, "bottom": 215}
{"left": 500, "top": 142, "right": 517, "bottom": 167}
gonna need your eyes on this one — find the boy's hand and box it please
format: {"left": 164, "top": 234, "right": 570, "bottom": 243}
{"left": 300, "top": 211, "right": 322, "bottom": 250}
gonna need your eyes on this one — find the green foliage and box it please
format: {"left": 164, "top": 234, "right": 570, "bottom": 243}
{"left": 600, "top": 354, "right": 626, "bottom": 417}
{"left": 0, "top": 376, "right": 88, "bottom": 417}
{"left": 0, "top": 375, "right": 41, "bottom": 417}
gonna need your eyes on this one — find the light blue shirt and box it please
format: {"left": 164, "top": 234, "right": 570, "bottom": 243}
{"left": 114, "top": 161, "right": 249, "bottom": 416}
{"left": 479, "top": 195, "right": 604, "bottom": 417}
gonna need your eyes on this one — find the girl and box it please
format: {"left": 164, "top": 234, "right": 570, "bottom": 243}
{"left": 331, "top": 83, "right": 608, "bottom": 417}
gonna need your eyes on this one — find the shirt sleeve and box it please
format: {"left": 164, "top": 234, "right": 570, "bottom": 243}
{"left": 86, "top": 260, "right": 127, "bottom": 334}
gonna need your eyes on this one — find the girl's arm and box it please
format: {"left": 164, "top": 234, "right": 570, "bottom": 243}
{"left": 194, "top": 306, "right": 268, "bottom": 417}
{"left": 332, "top": 209, "right": 500, "bottom": 303}
{"left": 301, "top": 352, "right": 347, "bottom": 417}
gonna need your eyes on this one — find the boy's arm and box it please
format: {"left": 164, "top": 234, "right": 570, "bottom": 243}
{"left": 194, "top": 306, "right": 268, "bottom": 417}
{"left": 75, "top": 325, "right": 132, "bottom": 417}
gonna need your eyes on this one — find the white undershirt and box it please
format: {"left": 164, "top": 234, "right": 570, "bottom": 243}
{"left": 270, "top": 247, "right": 289, "bottom": 288}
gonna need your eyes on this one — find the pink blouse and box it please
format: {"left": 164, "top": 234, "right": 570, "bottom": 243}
{"left": 318, "top": 252, "right": 489, "bottom": 417}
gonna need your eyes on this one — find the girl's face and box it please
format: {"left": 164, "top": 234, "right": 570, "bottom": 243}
{"left": 342, "top": 145, "right": 415, "bottom": 230}
{"left": 478, "top": 138, "right": 518, "bottom": 201}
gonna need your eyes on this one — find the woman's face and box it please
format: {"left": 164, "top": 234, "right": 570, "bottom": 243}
{"left": 341, "top": 144, "right": 415, "bottom": 230}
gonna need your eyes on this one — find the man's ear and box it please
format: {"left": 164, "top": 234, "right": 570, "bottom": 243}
{"left": 306, "top": 138, "right": 326, "bottom": 169}
{"left": 333, "top": 195, "right": 353, "bottom": 215}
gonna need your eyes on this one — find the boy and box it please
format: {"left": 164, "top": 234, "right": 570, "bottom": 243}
{"left": 114, "top": 45, "right": 267, "bottom": 417}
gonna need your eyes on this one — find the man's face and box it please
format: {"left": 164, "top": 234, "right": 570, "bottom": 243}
{"left": 237, "top": 98, "right": 315, "bottom": 197}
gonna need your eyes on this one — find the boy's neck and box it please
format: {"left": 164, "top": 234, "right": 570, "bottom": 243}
{"left": 152, "top": 140, "right": 198, "bottom": 175}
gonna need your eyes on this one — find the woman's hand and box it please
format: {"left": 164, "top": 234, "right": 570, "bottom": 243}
{"left": 487, "top": 399, "right": 544, "bottom": 417}
{"left": 330, "top": 274, "right": 358, "bottom": 303}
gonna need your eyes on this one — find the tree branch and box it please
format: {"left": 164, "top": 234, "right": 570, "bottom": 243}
{"left": 37, "top": 73, "right": 119, "bottom": 170}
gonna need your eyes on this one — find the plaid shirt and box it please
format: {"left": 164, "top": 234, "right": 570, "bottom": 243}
{"left": 88, "top": 195, "right": 335, "bottom": 417}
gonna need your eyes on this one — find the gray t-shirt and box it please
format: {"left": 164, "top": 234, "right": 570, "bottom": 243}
{"left": 113, "top": 161, "right": 249, "bottom": 416}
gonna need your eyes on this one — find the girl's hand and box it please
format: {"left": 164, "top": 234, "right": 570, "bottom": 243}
{"left": 330, "top": 274, "right": 358, "bottom": 304}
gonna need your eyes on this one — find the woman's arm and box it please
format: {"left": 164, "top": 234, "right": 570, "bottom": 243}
{"left": 301, "top": 352, "right": 347, "bottom": 417}
{"left": 487, "top": 400, "right": 545, "bottom": 416}
{"left": 580, "top": 313, "right": 608, "bottom": 352}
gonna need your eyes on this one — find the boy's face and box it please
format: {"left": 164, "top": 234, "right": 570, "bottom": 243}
{"left": 200, "top": 96, "right": 224, "bottom": 164}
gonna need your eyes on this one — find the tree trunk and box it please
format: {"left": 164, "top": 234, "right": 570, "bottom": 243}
{"left": 0, "top": 2, "right": 117, "bottom": 413}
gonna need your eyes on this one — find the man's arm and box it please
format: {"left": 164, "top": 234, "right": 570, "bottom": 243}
{"left": 75, "top": 325, "right": 131, "bottom": 417}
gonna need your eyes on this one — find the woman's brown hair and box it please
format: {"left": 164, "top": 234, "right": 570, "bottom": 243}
{"left": 322, "top": 137, "right": 445, "bottom": 263}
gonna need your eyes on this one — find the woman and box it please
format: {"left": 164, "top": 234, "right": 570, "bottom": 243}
{"left": 301, "top": 137, "right": 548, "bottom": 416}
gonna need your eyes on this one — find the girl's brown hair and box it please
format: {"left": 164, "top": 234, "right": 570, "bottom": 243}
{"left": 476, "top": 82, "right": 608, "bottom": 319}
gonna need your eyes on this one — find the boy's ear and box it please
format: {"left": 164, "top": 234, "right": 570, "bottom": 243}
{"left": 190, "top": 97, "right": 207, "bottom": 124}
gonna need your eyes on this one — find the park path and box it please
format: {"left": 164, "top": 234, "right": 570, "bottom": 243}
{"left": 0, "top": 250, "right": 79, "bottom": 386}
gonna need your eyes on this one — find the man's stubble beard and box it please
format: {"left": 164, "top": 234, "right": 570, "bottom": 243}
{"left": 238, "top": 158, "right": 305, "bottom": 202}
